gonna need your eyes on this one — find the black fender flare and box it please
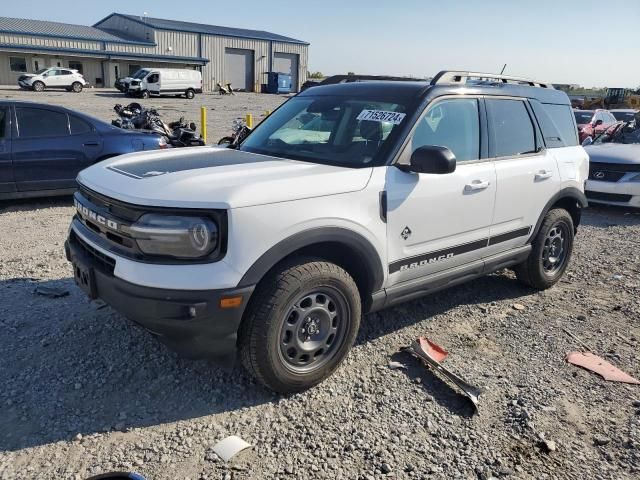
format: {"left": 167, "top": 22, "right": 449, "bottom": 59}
{"left": 237, "top": 227, "right": 385, "bottom": 293}
{"left": 529, "top": 187, "right": 587, "bottom": 241}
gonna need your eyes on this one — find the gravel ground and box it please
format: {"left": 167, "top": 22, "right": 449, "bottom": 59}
{"left": 0, "top": 88, "right": 639, "bottom": 479}
{"left": 0, "top": 85, "right": 287, "bottom": 143}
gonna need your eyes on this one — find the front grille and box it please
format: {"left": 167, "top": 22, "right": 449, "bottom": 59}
{"left": 586, "top": 191, "right": 633, "bottom": 203}
{"left": 589, "top": 162, "right": 640, "bottom": 182}
{"left": 71, "top": 230, "right": 116, "bottom": 274}
{"left": 588, "top": 169, "right": 626, "bottom": 182}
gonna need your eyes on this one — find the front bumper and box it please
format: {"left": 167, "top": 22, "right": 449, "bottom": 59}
{"left": 64, "top": 229, "right": 254, "bottom": 362}
{"left": 586, "top": 179, "right": 640, "bottom": 208}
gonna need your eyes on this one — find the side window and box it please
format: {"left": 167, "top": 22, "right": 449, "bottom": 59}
{"left": 531, "top": 102, "right": 579, "bottom": 148}
{"left": 46, "top": 69, "right": 59, "bottom": 76}
{"left": 16, "top": 108, "right": 69, "bottom": 138}
{"left": 486, "top": 99, "right": 536, "bottom": 157}
{"left": 411, "top": 98, "right": 480, "bottom": 162}
{"left": 60, "top": 70, "right": 73, "bottom": 76}
{"left": 606, "top": 112, "right": 617, "bottom": 124}
{"left": 147, "top": 73, "right": 159, "bottom": 83}
{"left": 0, "top": 108, "right": 7, "bottom": 139}
{"left": 69, "top": 115, "right": 92, "bottom": 135}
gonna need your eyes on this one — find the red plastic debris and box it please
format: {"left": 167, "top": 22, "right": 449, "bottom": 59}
{"left": 567, "top": 351, "right": 640, "bottom": 384}
{"left": 417, "top": 337, "right": 448, "bottom": 363}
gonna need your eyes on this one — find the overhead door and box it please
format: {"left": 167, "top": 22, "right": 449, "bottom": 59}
{"left": 273, "top": 52, "right": 299, "bottom": 92}
{"left": 224, "top": 48, "right": 254, "bottom": 92}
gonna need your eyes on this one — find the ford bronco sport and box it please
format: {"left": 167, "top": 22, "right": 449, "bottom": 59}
{"left": 65, "top": 71, "right": 588, "bottom": 393}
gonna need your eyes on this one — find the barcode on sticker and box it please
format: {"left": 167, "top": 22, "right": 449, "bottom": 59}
{"left": 357, "top": 110, "right": 406, "bottom": 125}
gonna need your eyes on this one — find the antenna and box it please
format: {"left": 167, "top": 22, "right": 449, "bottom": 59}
{"left": 500, "top": 64, "right": 507, "bottom": 75}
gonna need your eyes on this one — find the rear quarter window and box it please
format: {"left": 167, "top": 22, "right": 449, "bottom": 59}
{"left": 530, "top": 101, "right": 579, "bottom": 148}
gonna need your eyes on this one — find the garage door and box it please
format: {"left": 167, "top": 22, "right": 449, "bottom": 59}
{"left": 224, "top": 48, "right": 254, "bottom": 92}
{"left": 273, "top": 52, "right": 299, "bottom": 92}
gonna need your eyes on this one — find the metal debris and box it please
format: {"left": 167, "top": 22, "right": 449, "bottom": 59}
{"left": 567, "top": 351, "right": 640, "bottom": 384}
{"left": 212, "top": 435, "right": 252, "bottom": 462}
{"left": 34, "top": 285, "right": 69, "bottom": 298}
{"left": 404, "top": 337, "right": 481, "bottom": 409}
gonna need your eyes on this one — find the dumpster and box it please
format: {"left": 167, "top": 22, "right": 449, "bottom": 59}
{"left": 267, "top": 72, "right": 292, "bottom": 94}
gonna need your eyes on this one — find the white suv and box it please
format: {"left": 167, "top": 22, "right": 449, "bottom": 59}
{"left": 18, "top": 67, "right": 86, "bottom": 93}
{"left": 65, "top": 71, "right": 589, "bottom": 393}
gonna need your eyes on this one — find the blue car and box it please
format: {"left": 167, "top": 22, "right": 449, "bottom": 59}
{"left": 0, "top": 101, "right": 166, "bottom": 200}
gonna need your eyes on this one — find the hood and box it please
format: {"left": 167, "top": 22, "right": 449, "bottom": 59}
{"left": 585, "top": 143, "right": 640, "bottom": 164}
{"left": 77, "top": 147, "right": 373, "bottom": 209}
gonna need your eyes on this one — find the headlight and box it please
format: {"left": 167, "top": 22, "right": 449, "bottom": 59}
{"left": 128, "top": 214, "right": 218, "bottom": 258}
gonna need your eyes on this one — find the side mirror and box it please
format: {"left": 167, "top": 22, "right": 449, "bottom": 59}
{"left": 403, "top": 145, "right": 457, "bottom": 174}
{"left": 593, "top": 119, "right": 603, "bottom": 127}
{"left": 581, "top": 136, "right": 593, "bottom": 147}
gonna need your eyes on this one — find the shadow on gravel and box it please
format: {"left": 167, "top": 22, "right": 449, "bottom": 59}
{"left": 581, "top": 205, "right": 640, "bottom": 228}
{"left": 0, "top": 277, "right": 273, "bottom": 453}
{"left": 0, "top": 196, "right": 74, "bottom": 213}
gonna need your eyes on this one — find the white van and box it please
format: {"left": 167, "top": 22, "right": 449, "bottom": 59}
{"left": 125, "top": 68, "right": 202, "bottom": 99}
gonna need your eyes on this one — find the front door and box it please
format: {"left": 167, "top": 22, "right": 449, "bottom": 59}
{"left": 146, "top": 72, "right": 160, "bottom": 95}
{"left": 484, "top": 98, "right": 560, "bottom": 255}
{"left": 386, "top": 97, "right": 497, "bottom": 286}
{"left": 0, "top": 106, "right": 14, "bottom": 194}
{"left": 12, "top": 106, "right": 94, "bottom": 191}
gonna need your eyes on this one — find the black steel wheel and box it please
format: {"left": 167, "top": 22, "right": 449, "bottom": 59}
{"left": 240, "top": 257, "right": 361, "bottom": 393}
{"left": 515, "top": 208, "right": 574, "bottom": 289}
{"left": 141, "top": 90, "right": 150, "bottom": 99}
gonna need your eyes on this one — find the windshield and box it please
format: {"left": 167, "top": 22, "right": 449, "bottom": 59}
{"left": 574, "top": 111, "right": 594, "bottom": 124}
{"left": 239, "top": 95, "right": 410, "bottom": 167}
{"left": 133, "top": 69, "right": 150, "bottom": 79}
{"left": 611, "top": 111, "right": 636, "bottom": 122}
{"left": 35, "top": 68, "right": 48, "bottom": 75}
{"left": 593, "top": 121, "right": 640, "bottom": 145}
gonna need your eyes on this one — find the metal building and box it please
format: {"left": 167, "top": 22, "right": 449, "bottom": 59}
{"left": 0, "top": 13, "right": 309, "bottom": 92}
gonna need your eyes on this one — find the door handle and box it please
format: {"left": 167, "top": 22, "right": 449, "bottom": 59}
{"left": 464, "top": 180, "right": 490, "bottom": 192}
{"left": 535, "top": 170, "right": 553, "bottom": 181}
{"left": 83, "top": 142, "right": 99, "bottom": 147}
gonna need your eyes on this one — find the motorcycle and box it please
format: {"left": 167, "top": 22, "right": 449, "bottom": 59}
{"left": 111, "top": 103, "right": 205, "bottom": 147}
{"left": 217, "top": 118, "right": 252, "bottom": 147}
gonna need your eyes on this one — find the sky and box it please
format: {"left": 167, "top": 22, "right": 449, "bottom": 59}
{"left": 2, "top": 0, "right": 639, "bottom": 88}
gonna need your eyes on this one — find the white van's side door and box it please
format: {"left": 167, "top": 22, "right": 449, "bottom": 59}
{"left": 146, "top": 72, "right": 160, "bottom": 95}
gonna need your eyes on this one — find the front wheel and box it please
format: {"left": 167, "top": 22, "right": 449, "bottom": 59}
{"left": 71, "top": 82, "right": 83, "bottom": 93}
{"left": 514, "top": 208, "right": 574, "bottom": 289}
{"left": 239, "top": 258, "right": 361, "bottom": 393}
{"left": 141, "top": 90, "right": 150, "bottom": 99}
{"left": 32, "top": 81, "right": 45, "bottom": 92}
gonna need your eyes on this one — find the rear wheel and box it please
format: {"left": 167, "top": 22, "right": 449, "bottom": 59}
{"left": 71, "top": 82, "right": 83, "bottom": 93}
{"left": 185, "top": 89, "right": 195, "bottom": 99}
{"left": 32, "top": 81, "right": 45, "bottom": 92}
{"left": 239, "top": 258, "right": 361, "bottom": 393}
{"left": 514, "top": 208, "right": 574, "bottom": 289}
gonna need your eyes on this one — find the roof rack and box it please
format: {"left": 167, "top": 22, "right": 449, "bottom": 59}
{"left": 430, "top": 71, "right": 554, "bottom": 89}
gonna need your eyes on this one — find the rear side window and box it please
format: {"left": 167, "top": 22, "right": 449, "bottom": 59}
{"left": 69, "top": 115, "right": 92, "bottom": 135}
{"left": 486, "top": 99, "right": 536, "bottom": 157}
{"left": 16, "top": 107, "right": 69, "bottom": 138}
{"left": 531, "top": 102, "right": 579, "bottom": 148}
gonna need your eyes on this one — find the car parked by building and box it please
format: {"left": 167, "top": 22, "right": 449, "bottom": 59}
{"left": 65, "top": 71, "right": 587, "bottom": 393}
{"left": 17, "top": 67, "right": 87, "bottom": 92}
{"left": 574, "top": 109, "right": 617, "bottom": 142}
{"left": 584, "top": 122, "right": 640, "bottom": 208}
{"left": 0, "top": 101, "right": 166, "bottom": 200}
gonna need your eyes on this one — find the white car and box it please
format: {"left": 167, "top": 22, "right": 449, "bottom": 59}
{"left": 584, "top": 122, "right": 640, "bottom": 208}
{"left": 18, "top": 67, "right": 86, "bottom": 93}
{"left": 65, "top": 71, "right": 588, "bottom": 393}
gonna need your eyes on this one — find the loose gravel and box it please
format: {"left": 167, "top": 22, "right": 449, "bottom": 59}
{"left": 0, "top": 88, "right": 639, "bottom": 479}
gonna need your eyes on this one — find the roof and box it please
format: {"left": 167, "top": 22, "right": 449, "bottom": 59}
{"left": 299, "top": 81, "right": 431, "bottom": 99}
{"left": 97, "top": 13, "right": 308, "bottom": 45}
{"left": 0, "top": 16, "right": 154, "bottom": 45}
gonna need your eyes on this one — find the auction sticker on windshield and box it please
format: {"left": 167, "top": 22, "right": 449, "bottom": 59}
{"left": 357, "top": 110, "right": 406, "bottom": 125}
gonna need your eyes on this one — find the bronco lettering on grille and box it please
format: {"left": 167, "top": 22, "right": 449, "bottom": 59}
{"left": 74, "top": 199, "right": 119, "bottom": 231}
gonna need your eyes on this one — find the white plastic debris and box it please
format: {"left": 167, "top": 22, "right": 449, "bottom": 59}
{"left": 212, "top": 435, "right": 252, "bottom": 462}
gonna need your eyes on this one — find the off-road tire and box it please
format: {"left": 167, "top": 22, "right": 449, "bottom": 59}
{"left": 71, "top": 82, "right": 83, "bottom": 93}
{"left": 239, "top": 257, "right": 361, "bottom": 393}
{"left": 32, "top": 81, "right": 45, "bottom": 92}
{"left": 514, "top": 208, "right": 574, "bottom": 290}
{"left": 185, "top": 89, "right": 195, "bottom": 99}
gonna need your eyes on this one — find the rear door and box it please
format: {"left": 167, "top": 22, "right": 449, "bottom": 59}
{"left": 0, "top": 105, "right": 15, "bottom": 194}
{"left": 12, "top": 107, "right": 98, "bottom": 191}
{"left": 486, "top": 98, "right": 560, "bottom": 256}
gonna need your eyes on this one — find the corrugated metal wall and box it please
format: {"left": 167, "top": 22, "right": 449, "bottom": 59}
{"left": 95, "top": 15, "right": 154, "bottom": 43}
{"left": 0, "top": 33, "right": 101, "bottom": 50}
{"left": 105, "top": 30, "right": 199, "bottom": 58}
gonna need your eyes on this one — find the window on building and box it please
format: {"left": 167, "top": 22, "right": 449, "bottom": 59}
{"left": 128, "top": 64, "right": 142, "bottom": 76}
{"left": 68, "top": 62, "right": 83, "bottom": 74}
{"left": 411, "top": 98, "right": 480, "bottom": 162}
{"left": 10, "top": 57, "right": 27, "bottom": 73}
{"left": 69, "top": 115, "right": 92, "bottom": 135}
{"left": 16, "top": 107, "right": 69, "bottom": 138}
{"left": 486, "top": 99, "right": 536, "bottom": 157}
